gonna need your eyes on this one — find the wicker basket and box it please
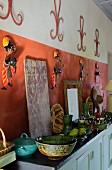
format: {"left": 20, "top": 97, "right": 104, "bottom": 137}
{"left": 0, "top": 128, "right": 14, "bottom": 157}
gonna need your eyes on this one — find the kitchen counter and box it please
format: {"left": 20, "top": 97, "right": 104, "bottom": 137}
{"left": 3, "top": 126, "right": 111, "bottom": 170}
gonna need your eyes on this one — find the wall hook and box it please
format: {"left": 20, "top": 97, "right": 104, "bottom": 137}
{"left": 77, "top": 16, "right": 86, "bottom": 52}
{"left": 50, "top": 0, "right": 64, "bottom": 42}
{"left": 94, "top": 29, "right": 100, "bottom": 57}
{"left": 0, "top": 0, "right": 23, "bottom": 26}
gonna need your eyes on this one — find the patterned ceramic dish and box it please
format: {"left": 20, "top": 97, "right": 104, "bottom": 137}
{"left": 36, "top": 139, "right": 77, "bottom": 160}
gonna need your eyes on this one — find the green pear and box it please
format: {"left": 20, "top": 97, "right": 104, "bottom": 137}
{"left": 69, "top": 128, "right": 79, "bottom": 137}
{"left": 78, "top": 128, "right": 86, "bottom": 136}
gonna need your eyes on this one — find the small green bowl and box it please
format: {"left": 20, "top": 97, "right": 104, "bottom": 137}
{"left": 96, "top": 124, "right": 107, "bottom": 131}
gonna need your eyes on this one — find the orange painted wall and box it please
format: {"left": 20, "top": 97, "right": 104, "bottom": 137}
{"left": 0, "top": 30, "right": 108, "bottom": 140}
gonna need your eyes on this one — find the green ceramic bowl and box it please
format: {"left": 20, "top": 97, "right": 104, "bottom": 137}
{"left": 36, "top": 139, "right": 77, "bottom": 160}
{"left": 39, "top": 135, "right": 76, "bottom": 145}
{"left": 96, "top": 124, "right": 107, "bottom": 131}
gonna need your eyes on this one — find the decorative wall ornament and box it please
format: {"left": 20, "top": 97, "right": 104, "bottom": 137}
{"left": 79, "top": 59, "right": 84, "bottom": 81}
{"left": 51, "top": 50, "right": 64, "bottom": 89}
{"left": 95, "top": 63, "right": 101, "bottom": 83}
{"left": 94, "top": 29, "right": 100, "bottom": 57}
{"left": 0, "top": 0, "right": 23, "bottom": 26}
{"left": 50, "top": 0, "right": 64, "bottom": 42}
{"left": 1, "top": 36, "right": 17, "bottom": 90}
{"left": 77, "top": 16, "right": 86, "bottom": 52}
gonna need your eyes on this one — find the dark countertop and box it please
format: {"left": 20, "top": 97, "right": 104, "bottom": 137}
{"left": 4, "top": 132, "right": 98, "bottom": 170}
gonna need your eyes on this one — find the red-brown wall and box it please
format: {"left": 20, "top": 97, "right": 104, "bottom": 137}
{"left": 0, "top": 30, "right": 108, "bottom": 140}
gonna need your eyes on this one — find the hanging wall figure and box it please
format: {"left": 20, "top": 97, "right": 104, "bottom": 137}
{"left": 79, "top": 58, "right": 84, "bottom": 81}
{"left": 51, "top": 50, "right": 64, "bottom": 89}
{"left": 1, "top": 37, "right": 17, "bottom": 90}
{"left": 95, "top": 63, "right": 101, "bottom": 83}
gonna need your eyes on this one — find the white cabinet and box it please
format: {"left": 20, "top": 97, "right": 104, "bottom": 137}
{"left": 59, "top": 125, "right": 112, "bottom": 170}
{"left": 103, "top": 128, "right": 112, "bottom": 170}
{"left": 76, "top": 138, "right": 102, "bottom": 170}
{"left": 76, "top": 151, "right": 89, "bottom": 170}
{"left": 59, "top": 157, "right": 76, "bottom": 170}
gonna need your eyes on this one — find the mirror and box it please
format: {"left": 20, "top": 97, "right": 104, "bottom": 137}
{"left": 64, "top": 80, "right": 83, "bottom": 120}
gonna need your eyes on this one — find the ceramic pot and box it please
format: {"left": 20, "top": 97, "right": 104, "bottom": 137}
{"left": 13, "top": 133, "right": 37, "bottom": 157}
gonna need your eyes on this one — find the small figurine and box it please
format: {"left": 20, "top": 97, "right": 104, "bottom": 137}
{"left": 1, "top": 36, "right": 17, "bottom": 90}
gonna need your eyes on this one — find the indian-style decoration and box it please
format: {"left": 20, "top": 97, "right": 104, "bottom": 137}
{"left": 50, "top": 0, "right": 64, "bottom": 42}
{"left": 77, "top": 16, "right": 86, "bottom": 52}
{"left": 0, "top": 0, "right": 23, "bottom": 26}
{"left": 51, "top": 50, "right": 64, "bottom": 89}
{"left": 94, "top": 29, "right": 100, "bottom": 57}
{"left": 1, "top": 36, "right": 17, "bottom": 90}
{"left": 79, "top": 58, "right": 84, "bottom": 81}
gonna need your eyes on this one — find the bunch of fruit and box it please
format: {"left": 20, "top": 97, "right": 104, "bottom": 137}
{"left": 69, "top": 127, "right": 86, "bottom": 137}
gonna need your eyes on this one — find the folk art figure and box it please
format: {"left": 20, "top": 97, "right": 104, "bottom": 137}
{"left": 79, "top": 59, "right": 84, "bottom": 81}
{"left": 51, "top": 50, "right": 64, "bottom": 89}
{"left": 1, "top": 37, "right": 17, "bottom": 90}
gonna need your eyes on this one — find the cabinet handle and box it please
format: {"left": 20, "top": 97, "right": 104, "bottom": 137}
{"left": 110, "top": 133, "right": 112, "bottom": 140}
{"left": 110, "top": 159, "right": 112, "bottom": 166}
{"left": 92, "top": 151, "right": 94, "bottom": 159}
{"left": 90, "top": 151, "right": 94, "bottom": 160}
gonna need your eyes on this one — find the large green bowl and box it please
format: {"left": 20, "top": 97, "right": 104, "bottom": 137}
{"left": 36, "top": 139, "right": 77, "bottom": 160}
{"left": 39, "top": 135, "right": 76, "bottom": 145}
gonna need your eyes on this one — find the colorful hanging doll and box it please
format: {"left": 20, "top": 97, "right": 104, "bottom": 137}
{"left": 1, "top": 37, "right": 17, "bottom": 90}
{"left": 51, "top": 50, "right": 64, "bottom": 89}
{"left": 95, "top": 63, "right": 101, "bottom": 83}
{"left": 79, "top": 59, "right": 84, "bottom": 81}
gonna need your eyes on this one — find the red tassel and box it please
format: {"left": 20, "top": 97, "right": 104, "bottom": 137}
{"left": 51, "top": 71, "right": 56, "bottom": 89}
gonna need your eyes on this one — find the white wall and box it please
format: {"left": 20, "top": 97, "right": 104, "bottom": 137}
{"left": 0, "top": 0, "right": 112, "bottom": 64}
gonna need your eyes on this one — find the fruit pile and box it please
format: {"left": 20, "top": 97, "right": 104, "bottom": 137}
{"left": 69, "top": 127, "right": 86, "bottom": 137}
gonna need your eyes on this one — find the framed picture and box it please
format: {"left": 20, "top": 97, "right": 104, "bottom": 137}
{"left": 64, "top": 80, "right": 83, "bottom": 118}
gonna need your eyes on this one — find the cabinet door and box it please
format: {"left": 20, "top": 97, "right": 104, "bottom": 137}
{"left": 76, "top": 139, "right": 102, "bottom": 170}
{"left": 76, "top": 151, "right": 90, "bottom": 170}
{"left": 103, "top": 132, "right": 109, "bottom": 170}
{"left": 108, "top": 131, "right": 112, "bottom": 169}
{"left": 90, "top": 139, "right": 102, "bottom": 170}
{"left": 103, "top": 129, "right": 112, "bottom": 170}
{"left": 59, "top": 157, "right": 76, "bottom": 170}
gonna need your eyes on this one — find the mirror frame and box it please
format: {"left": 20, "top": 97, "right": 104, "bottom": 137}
{"left": 64, "top": 80, "right": 83, "bottom": 115}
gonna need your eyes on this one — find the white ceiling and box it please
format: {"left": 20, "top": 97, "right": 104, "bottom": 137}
{"left": 93, "top": 0, "right": 112, "bottom": 22}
